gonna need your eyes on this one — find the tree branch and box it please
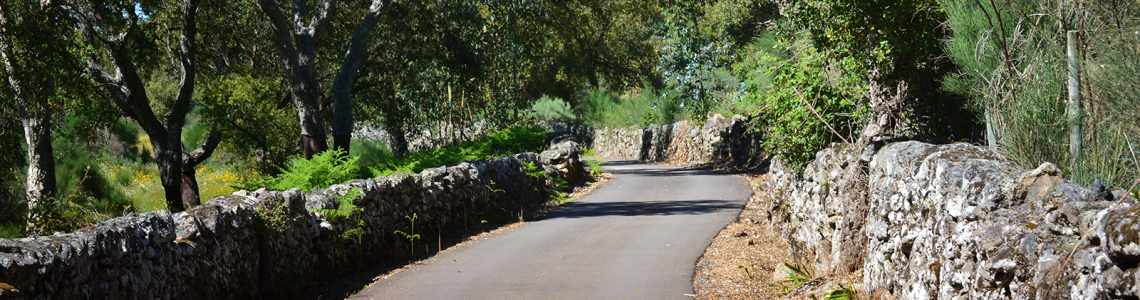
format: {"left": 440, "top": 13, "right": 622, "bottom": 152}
{"left": 331, "top": 0, "right": 387, "bottom": 137}
{"left": 183, "top": 129, "right": 221, "bottom": 168}
{"left": 257, "top": 0, "right": 300, "bottom": 76}
{"left": 305, "top": 0, "right": 333, "bottom": 37}
{"left": 167, "top": 0, "right": 198, "bottom": 132}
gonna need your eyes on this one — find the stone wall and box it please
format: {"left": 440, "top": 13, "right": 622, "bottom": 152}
{"left": 0, "top": 142, "right": 583, "bottom": 299}
{"left": 766, "top": 140, "right": 1139, "bottom": 299}
{"left": 583, "top": 114, "right": 766, "bottom": 170}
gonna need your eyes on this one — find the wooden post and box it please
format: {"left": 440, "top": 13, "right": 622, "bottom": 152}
{"left": 1067, "top": 30, "right": 1082, "bottom": 178}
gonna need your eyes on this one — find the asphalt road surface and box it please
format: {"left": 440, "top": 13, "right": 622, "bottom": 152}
{"left": 350, "top": 160, "right": 751, "bottom": 300}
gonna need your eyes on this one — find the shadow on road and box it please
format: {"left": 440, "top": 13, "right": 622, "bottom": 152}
{"left": 542, "top": 199, "right": 740, "bottom": 219}
{"left": 603, "top": 161, "right": 719, "bottom": 178}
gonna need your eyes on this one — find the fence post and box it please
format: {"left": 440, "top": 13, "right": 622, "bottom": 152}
{"left": 1067, "top": 30, "right": 1082, "bottom": 179}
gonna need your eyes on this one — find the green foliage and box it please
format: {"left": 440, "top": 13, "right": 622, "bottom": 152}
{"left": 745, "top": 38, "right": 859, "bottom": 171}
{"left": 530, "top": 95, "right": 576, "bottom": 122}
{"left": 523, "top": 161, "right": 545, "bottom": 182}
{"left": 486, "top": 180, "right": 505, "bottom": 194}
{"left": 0, "top": 222, "right": 21, "bottom": 239}
{"left": 578, "top": 84, "right": 681, "bottom": 129}
{"left": 581, "top": 147, "right": 606, "bottom": 178}
{"left": 941, "top": 0, "right": 1139, "bottom": 187}
{"left": 822, "top": 284, "right": 859, "bottom": 300}
{"left": 394, "top": 213, "right": 422, "bottom": 256}
{"left": 774, "top": 262, "right": 813, "bottom": 295}
{"left": 369, "top": 126, "right": 547, "bottom": 177}
{"left": 242, "top": 149, "right": 360, "bottom": 193}
{"left": 313, "top": 188, "right": 366, "bottom": 244}
{"left": 25, "top": 194, "right": 116, "bottom": 236}
{"left": 523, "top": 161, "right": 570, "bottom": 202}
{"left": 200, "top": 73, "right": 298, "bottom": 176}
{"left": 737, "top": 260, "right": 756, "bottom": 279}
{"left": 253, "top": 196, "right": 299, "bottom": 234}
{"left": 729, "top": 0, "right": 968, "bottom": 171}
{"left": 351, "top": 137, "right": 394, "bottom": 174}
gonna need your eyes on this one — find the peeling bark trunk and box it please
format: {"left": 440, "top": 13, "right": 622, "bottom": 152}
{"left": 181, "top": 132, "right": 221, "bottom": 207}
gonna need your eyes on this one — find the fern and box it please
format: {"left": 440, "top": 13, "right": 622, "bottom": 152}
{"left": 394, "top": 213, "right": 421, "bottom": 256}
{"left": 237, "top": 148, "right": 361, "bottom": 193}
{"left": 313, "top": 188, "right": 366, "bottom": 244}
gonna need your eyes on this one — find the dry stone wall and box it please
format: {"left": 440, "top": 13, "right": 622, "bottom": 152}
{"left": 583, "top": 114, "right": 766, "bottom": 170}
{"left": 0, "top": 142, "right": 584, "bottom": 299}
{"left": 766, "top": 140, "right": 1140, "bottom": 299}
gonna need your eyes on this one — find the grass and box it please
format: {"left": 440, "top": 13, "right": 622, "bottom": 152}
{"left": 774, "top": 262, "right": 813, "bottom": 295}
{"left": 98, "top": 158, "right": 255, "bottom": 212}
{"left": 0, "top": 222, "right": 22, "bottom": 239}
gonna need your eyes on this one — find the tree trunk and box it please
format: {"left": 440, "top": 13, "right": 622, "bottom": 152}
{"left": 153, "top": 138, "right": 185, "bottom": 211}
{"left": 181, "top": 131, "right": 221, "bottom": 207}
{"left": 258, "top": 0, "right": 333, "bottom": 159}
{"left": 385, "top": 121, "right": 408, "bottom": 157}
{"left": 0, "top": 18, "right": 56, "bottom": 212}
{"left": 21, "top": 107, "right": 56, "bottom": 209}
{"left": 331, "top": 0, "right": 389, "bottom": 155}
{"left": 71, "top": 0, "right": 199, "bottom": 212}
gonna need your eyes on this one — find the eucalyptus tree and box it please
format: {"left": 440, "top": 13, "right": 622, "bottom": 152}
{"left": 66, "top": 0, "right": 207, "bottom": 211}
{"left": 351, "top": 0, "right": 488, "bottom": 156}
{"left": 256, "top": 0, "right": 388, "bottom": 158}
{"left": 545, "top": 0, "right": 661, "bottom": 94}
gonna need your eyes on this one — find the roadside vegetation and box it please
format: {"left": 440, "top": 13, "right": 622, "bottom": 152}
{"left": 1, "top": 0, "right": 1135, "bottom": 252}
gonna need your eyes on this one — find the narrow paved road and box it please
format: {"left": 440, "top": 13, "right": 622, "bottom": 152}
{"left": 351, "top": 160, "right": 750, "bottom": 300}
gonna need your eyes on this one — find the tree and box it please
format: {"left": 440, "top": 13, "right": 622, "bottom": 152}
{"left": 256, "top": 0, "right": 388, "bottom": 158}
{"left": 351, "top": 0, "right": 488, "bottom": 157}
{"left": 68, "top": 0, "right": 209, "bottom": 211}
{"left": 0, "top": 1, "right": 76, "bottom": 212}
{"left": 546, "top": 0, "right": 660, "bottom": 92}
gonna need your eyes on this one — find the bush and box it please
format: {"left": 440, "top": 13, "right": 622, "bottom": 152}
{"left": 745, "top": 36, "right": 860, "bottom": 170}
{"left": 578, "top": 83, "right": 681, "bottom": 128}
{"left": 351, "top": 137, "right": 393, "bottom": 175}
{"left": 369, "top": 126, "right": 547, "bottom": 177}
{"left": 941, "top": 0, "right": 1139, "bottom": 187}
{"left": 244, "top": 149, "right": 360, "bottom": 193}
{"left": 530, "top": 95, "right": 576, "bottom": 122}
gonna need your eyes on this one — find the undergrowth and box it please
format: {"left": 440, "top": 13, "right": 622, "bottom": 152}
{"left": 313, "top": 188, "right": 366, "bottom": 245}
{"left": 239, "top": 148, "right": 360, "bottom": 193}
{"left": 774, "top": 262, "right": 813, "bottom": 295}
{"left": 368, "top": 126, "right": 547, "bottom": 177}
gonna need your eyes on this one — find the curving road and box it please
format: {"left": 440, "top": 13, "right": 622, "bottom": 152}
{"left": 350, "top": 160, "right": 750, "bottom": 300}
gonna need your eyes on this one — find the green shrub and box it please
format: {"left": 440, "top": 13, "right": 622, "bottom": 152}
{"left": 369, "top": 126, "right": 547, "bottom": 177}
{"left": 351, "top": 137, "right": 393, "bottom": 178}
{"left": 745, "top": 36, "right": 860, "bottom": 171}
{"left": 578, "top": 83, "right": 681, "bottom": 129}
{"left": 241, "top": 149, "right": 360, "bottom": 193}
{"left": 941, "top": 0, "right": 1139, "bottom": 187}
{"left": 313, "top": 188, "right": 366, "bottom": 244}
{"left": 531, "top": 95, "right": 576, "bottom": 122}
{"left": 0, "top": 222, "right": 21, "bottom": 239}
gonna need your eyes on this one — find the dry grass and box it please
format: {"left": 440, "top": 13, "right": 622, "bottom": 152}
{"left": 693, "top": 173, "right": 795, "bottom": 300}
